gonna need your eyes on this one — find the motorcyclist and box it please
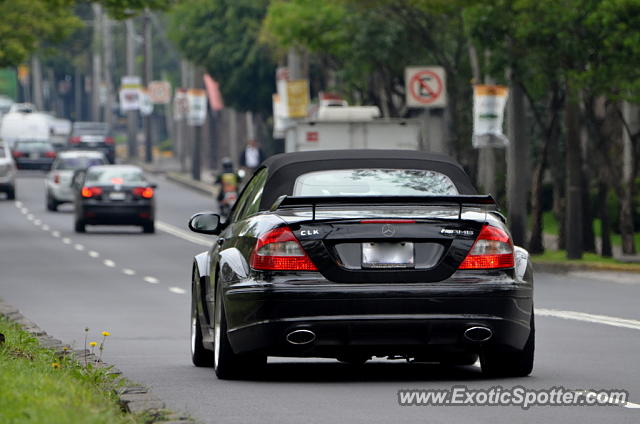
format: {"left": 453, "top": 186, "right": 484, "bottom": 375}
{"left": 216, "top": 157, "right": 239, "bottom": 217}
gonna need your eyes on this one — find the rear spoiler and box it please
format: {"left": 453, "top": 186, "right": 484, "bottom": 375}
{"left": 270, "top": 195, "right": 497, "bottom": 220}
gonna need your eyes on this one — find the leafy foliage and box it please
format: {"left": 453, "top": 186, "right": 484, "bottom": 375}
{"left": 168, "top": 0, "right": 275, "bottom": 114}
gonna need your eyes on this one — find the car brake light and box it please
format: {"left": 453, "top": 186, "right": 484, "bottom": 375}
{"left": 250, "top": 226, "right": 317, "bottom": 271}
{"left": 105, "top": 136, "right": 114, "bottom": 145}
{"left": 458, "top": 225, "right": 514, "bottom": 269}
{"left": 44, "top": 151, "right": 56, "bottom": 158}
{"left": 12, "top": 151, "right": 23, "bottom": 158}
{"left": 132, "top": 187, "right": 154, "bottom": 199}
{"left": 69, "top": 136, "right": 81, "bottom": 144}
{"left": 81, "top": 186, "right": 103, "bottom": 198}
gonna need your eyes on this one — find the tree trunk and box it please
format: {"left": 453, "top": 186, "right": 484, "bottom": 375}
{"left": 619, "top": 187, "right": 636, "bottom": 255}
{"left": 597, "top": 182, "right": 612, "bottom": 257}
{"left": 581, "top": 170, "right": 596, "bottom": 252}
{"left": 528, "top": 159, "right": 545, "bottom": 254}
{"left": 564, "top": 84, "right": 583, "bottom": 259}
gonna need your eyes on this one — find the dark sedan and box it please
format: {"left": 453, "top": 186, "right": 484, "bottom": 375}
{"left": 12, "top": 140, "right": 57, "bottom": 170}
{"left": 69, "top": 122, "right": 115, "bottom": 163}
{"left": 187, "top": 150, "right": 534, "bottom": 380}
{"left": 73, "top": 165, "right": 156, "bottom": 233}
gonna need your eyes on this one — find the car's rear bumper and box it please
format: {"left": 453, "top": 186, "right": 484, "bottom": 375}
{"left": 15, "top": 159, "right": 54, "bottom": 170}
{"left": 80, "top": 202, "right": 153, "bottom": 225}
{"left": 222, "top": 279, "right": 533, "bottom": 357}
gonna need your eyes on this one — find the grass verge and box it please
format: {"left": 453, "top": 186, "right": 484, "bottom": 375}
{"left": 532, "top": 250, "right": 640, "bottom": 272}
{"left": 0, "top": 316, "right": 142, "bottom": 424}
{"left": 542, "top": 211, "right": 640, "bottom": 247}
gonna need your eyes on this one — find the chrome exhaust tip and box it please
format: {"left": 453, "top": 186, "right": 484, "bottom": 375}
{"left": 464, "top": 326, "right": 493, "bottom": 342}
{"left": 286, "top": 329, "right": 316, "bottom": 345}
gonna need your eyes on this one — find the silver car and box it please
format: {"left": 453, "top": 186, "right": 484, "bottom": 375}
{"left": 0, "top": 140, "right": 16, "bottom": 200}
{"left": 45, "top": 150, "right": 107, "bottom": 211}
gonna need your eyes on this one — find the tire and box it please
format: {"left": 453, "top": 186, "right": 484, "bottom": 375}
{"left": 213, "top": 279, "right": 265, "bottom": 379}
{"left": 142, "top": 221, "right": 155, "bottom": 234}
{"left": 191, "top": 268, "right": 214, "bottom": 367}
{"left": 481, "top": 314, "right": 535, "bottom": 377}
{"left": 46, "top": 193, "right": 58, "bottom": 211}
{"left": 74, "top": 218, "right": 86, "bottom": 233}
{"left": 6, "top": 187, "right": 15, "bottom": 200}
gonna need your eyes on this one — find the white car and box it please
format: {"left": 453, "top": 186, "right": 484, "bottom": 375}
{"left": 0, "top": 139, "right": 16, "bottom": 200}
{"left": 45, "top": 150, "right": 107, "bottom": 211}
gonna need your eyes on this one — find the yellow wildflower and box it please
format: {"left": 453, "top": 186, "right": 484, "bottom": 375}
{"left": 101, "top": 331, "right": 110, "bottom": 337}
{"left": 89, "top": 342, "right": 97, "bottom": 347}
{"left": 51, "top": 362, "right": 60, "bottom": 369}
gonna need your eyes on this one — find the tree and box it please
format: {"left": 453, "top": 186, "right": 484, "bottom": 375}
{"left": 168, "top": 0, "right": 275, "bottom": 115}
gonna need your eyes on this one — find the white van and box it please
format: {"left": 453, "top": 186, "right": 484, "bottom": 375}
{"left": 0, "top": 110, "right": 51, "bottom": 147}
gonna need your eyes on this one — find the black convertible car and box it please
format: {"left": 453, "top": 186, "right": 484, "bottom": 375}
{"left": 188, "top": 150, "right": 534, "bottom": 379}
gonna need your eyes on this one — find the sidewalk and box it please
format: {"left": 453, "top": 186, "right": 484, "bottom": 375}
{"left": 131, "top": 156, "right": 219, "bottom": 197}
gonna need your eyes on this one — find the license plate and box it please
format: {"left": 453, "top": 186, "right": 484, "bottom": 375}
{"left": 30, "top": 152, "right": 39, "bottom": 159}
{"left": 362, "top": 242, "right": 414, "bottom": 269}
{"left": 109, "top": 192, "right": 126, "bottom": 201}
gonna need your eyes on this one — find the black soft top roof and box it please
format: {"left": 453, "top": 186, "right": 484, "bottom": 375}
{"left": 257, "top": 149, "right": 477, "bottom": 211}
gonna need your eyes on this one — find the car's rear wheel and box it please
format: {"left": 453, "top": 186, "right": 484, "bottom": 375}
{"left": 7, "top": 187, "right": 15, "bottom": 200}
{"left": 191, "top": 269, "right": 214, "bottom": 367}
{"left": 46, "top": 192, "right": 58, "bottom": 211}
{"left": 74, "top": 217, "right": 86, "bottom": 233}
{"left": 142, "top": 221, "right": 155, "bottom": 234}
{"left": 481, "top": 314, "right": 534, "bottom": 377}
{"left": 213, "top": 280, "right": 265, "bottom": 379}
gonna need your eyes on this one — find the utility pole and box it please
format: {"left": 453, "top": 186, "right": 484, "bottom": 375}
{"left": 143, "top": 11, "right": 153, "bottom": 163}
{"left": 191, "top": 67, "right": 204, "bottom": 181}
{"left": 125, "top": 19, "right": 138, "bottom": 159}
{"left": 91, "top": 4, "right": 102, "bottom": 122}
{"left": 179, "top": 59, "right": 191, "bottom": 173}
{"left": 102, "top": 14, "right": 114, "bottom": 125}
{"left": 31, "top": 56, "right": 44, "bottom": 110}
{"left": 565, "top": 83, "right": 583, "bottom": 259}
{"left": 506, "top": 77, "right": 528, "bottom": 247}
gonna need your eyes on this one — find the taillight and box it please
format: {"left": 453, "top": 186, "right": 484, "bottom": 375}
{"left": 12, "top": 151, "right": 23, "bottom": 158}
{"left": 44, "top": 151, "right": 56, "bottom": 158}
{"left": 458, "top": 225, "right": 514, "bottom": 269}
{"left": 250, "top": 226, "right": 317, "bottom": 271}
{"left": 53, "top": 174, "right": 60, "bottom": 184}
{"left": 105, "top": 136, "right": 114, "bottom": 145}
{"left": 81, "top": 186, "right": 103, "bottom": 198}
{"left": 69, "top": 136, "right": 81, "bottom": 144}
{"left": 132, "top": 187, "right": 154, "bottom": 199}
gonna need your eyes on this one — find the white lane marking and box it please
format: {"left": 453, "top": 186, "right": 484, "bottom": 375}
{"left": 168, "top": 287, "right": 186, "bottom": 295}
{"left": 122, "top": 268, "right": 136, "bottom": 276}
{"left": 26, "top": 214, "right": 34, "bottom": 221}
{"left": 567, "top": 271, "right": 640, "bottom": 285}
{"left": 41, "top": 224, "right": 50, "bottom": 231}
{"left": 156, "top": 221, "right": 212, "bottom": 247}
{"left": 20, "top": 208, "right": 28, "bottom": 214}
{"left": 74, "top": 244, "right": 85, "bottom": 251}
{"left": 33, "top": 219, "right": 42, "bottom": 226}
{"left": 144, "top": 276, "right": 159, "bottom": 284}
{"left": 536, "top": 308, "right": 640, "bottom": 331}
{"left": 51, "top": 231, "right": 60, "bottom": 238}
{"left": 62, "top": 238, "right": 72, "bottom": 245}
{"left": 88, "top": 251, "right": 100, "bottom": 258}
{"left": 103, "top": 259, "right": 116, "bottom": 268}
{"left": 15, "top": 201, "right": 22, "bottom": 207}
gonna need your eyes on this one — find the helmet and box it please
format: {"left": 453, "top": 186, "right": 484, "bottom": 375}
{"left": 222, "top": 157, "right": 234, "bottom": 173}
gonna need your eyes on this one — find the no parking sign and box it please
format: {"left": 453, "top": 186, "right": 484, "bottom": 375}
{"left": 405, "top": 67, "right": 447, "bottom": 108}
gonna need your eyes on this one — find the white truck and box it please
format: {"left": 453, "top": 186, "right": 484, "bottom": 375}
{"left": 284, "top": 103, "right": 422, "bottom": 152}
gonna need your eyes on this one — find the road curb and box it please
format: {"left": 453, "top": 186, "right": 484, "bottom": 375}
{"left": 0, "top": 299, "right": 196, "bottom": 424}
{"left": 166, "top": 172, "right": 218, "bottom": 197}
{"left": 532, "top": 261, "right": 640, "bottom": 274}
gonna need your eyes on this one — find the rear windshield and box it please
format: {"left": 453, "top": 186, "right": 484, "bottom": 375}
{"left": 72, "top": 123, "right": 110, "bottom": 136}
{"left": 85, "top": 168, "right": 145, "bottom": 185}
{"left": 293, "top": 169, "right": 458, "bottom": 197}
{"left": 55, "top": 157, "right": 105, "bottom": 170}
{"left": 14, "top": 141, "right": 53, "bottom": 152}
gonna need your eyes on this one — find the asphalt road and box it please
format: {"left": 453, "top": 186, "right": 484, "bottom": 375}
{"left": 1, "top": 171, "right": 639, "bottom": 424}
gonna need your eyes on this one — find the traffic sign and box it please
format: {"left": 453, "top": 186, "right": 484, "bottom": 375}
{"left": 187, "top": 89, "right": 207, "bottom": 126}
{"left": 148, "top": 81, "right": 171, "bottom": 104}
{"left": 405, "top": 66, "right": 446, "bottom": 108}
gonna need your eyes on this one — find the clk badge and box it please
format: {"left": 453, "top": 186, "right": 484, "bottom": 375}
{"left": 381, "top": 224, "right": 396, "bottom": 237}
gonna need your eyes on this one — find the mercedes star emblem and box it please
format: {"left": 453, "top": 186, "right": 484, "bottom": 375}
{"left": 381, "top": 224, "right": 396, "bottom": 237}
